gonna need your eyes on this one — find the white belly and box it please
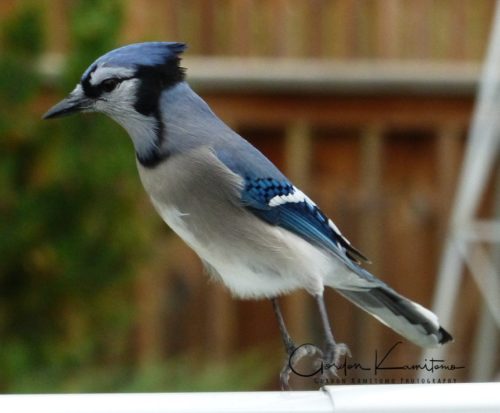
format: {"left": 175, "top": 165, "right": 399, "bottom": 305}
{"left": 151, "top": 199, "right": 333, "bottom": 299}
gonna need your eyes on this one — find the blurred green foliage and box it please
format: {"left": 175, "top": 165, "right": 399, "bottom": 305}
{"left": 0, "top": 0, "right": 273, "bottom": 393}
{"left": 0, "top": 0, "right": 144, "bottom": 391}
{"left": 8, "top": 351, "right": 274, "bottom": 393}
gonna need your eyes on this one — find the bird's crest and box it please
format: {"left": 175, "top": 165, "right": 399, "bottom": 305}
{"left": 80, "top": 42, "right": 187, "bottom": 105}
{"left": 82, "top": 42, "right": 187, "bottom": 81}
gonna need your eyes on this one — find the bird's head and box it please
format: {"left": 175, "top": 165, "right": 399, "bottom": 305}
{"left": 43, "top": 42, "right": 187, "bottom": 166}
{"left": 43, "top": 42, "right": 186, "bottom": 122}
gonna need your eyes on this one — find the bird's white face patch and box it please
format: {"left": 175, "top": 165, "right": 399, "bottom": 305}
{"left": 90, "top": 76, "right": 160, "bottom": 160}
{"left": 93, "top": 78, "right": 140, "bottom": 115}
{"left": 89, "top": 66, "right": 135, "bottom": 86}
{"left": 268, "top": 187, "right": 315, "bottom": 207}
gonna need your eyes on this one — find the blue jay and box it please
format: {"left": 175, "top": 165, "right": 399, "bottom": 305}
{"left": 44, "top": 42, "right": 452, "bottom": 388}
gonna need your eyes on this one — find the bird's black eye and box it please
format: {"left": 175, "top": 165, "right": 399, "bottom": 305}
{"left": 101, "top": 78, "right": 120, "bottom": 93}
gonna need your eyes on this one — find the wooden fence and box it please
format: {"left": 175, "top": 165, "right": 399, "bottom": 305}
{"left": 5, "top": 0, "right": 493, "bottom": 61}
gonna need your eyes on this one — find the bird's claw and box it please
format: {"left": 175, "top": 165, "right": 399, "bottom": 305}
{"left": 279, "top": 343, "right": 323, "bottom": 390}
{"left": 321, "top": 342, "right": 351, "bottom": 378}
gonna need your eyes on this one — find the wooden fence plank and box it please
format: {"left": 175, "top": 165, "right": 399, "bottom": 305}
{"left": 283, "top": 120, "right": 314, "bottom": 343}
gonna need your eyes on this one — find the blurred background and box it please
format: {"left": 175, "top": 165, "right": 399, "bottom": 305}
{"left": 0, "top": 0, "right": 499, "bottom": 392}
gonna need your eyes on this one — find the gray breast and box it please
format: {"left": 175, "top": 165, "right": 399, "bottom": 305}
{"left": 137, "top": 146, "right": 248, "bottom": 245}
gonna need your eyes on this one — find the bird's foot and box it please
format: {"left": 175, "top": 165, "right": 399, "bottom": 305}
{"left": 321, "top": 342, "right": 351, "bottom": 378}
{"left": 280, "top": 343, "right": 323, "bottom": 390}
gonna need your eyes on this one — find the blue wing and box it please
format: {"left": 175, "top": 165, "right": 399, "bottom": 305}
{"left": 242, "top": 176, "right": 367, "bottom": 264}
{"left": 214, "top": 143, "right": 368, "bottom": 265}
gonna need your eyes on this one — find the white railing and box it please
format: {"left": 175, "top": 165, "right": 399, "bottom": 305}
{"left": 0, "top": 383, "right": 498, "bottom": 413}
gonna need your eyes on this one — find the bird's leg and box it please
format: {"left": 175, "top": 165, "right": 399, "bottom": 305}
{"left": 271, "top": 298, "right": 321, "bottom": 390}
{"left": 272, "top": 297, "right": 295, "bottom": 354}
{"left": 314, "top": 294, "right": 350, "bottom": 377}
{"left": 272, "top": 297, "right": 295, "bottom": 389}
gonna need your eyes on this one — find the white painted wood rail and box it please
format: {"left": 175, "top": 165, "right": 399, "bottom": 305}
{"left": 0, "top": 383, "right": 498, "bottom": 413}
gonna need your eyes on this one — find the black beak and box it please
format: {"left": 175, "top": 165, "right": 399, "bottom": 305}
{"left": 42, "top": 87, "right": 93, "bottom": 120}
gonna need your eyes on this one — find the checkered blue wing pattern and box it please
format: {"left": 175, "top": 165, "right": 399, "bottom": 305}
{"left": 241, "top": 176, "right": 368, "bottom": 265}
